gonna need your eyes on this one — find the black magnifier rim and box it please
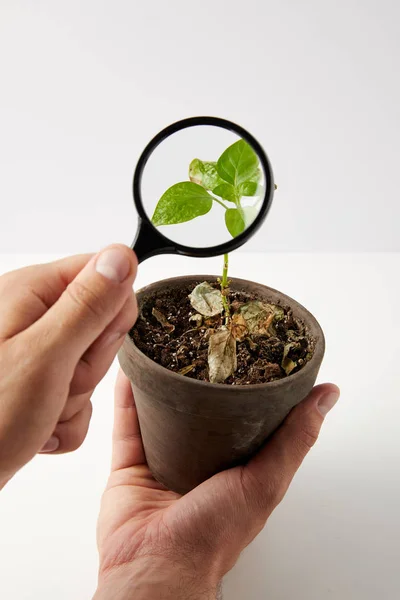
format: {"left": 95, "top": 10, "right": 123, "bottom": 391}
{"left": 132, "top": 116, "right": 274, "bottom": 258}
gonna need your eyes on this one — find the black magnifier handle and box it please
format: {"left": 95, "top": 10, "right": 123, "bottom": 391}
{"left": 131, "top": 218, "right": 176, "bottom": 263}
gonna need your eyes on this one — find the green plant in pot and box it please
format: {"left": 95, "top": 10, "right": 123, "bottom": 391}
{"left": 118, "top": 139, "right": 325, "bottom": 495}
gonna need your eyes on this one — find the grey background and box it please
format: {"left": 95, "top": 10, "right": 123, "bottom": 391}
{"left": 1, "top": 0, "right": 399, "bottom": 253}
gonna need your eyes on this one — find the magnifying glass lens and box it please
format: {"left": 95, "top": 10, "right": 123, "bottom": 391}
{"left": 139, "top": 125, "right": 266, "bottom": 248}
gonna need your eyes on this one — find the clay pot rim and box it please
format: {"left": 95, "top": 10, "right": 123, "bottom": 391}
{"left": 127, "top": 274, "right": 325, "bottom": 392}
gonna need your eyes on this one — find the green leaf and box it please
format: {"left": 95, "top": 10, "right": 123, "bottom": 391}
{"left": 217, "top": 139, "right": 259, "bottom": 187}
{"left": 225, "top": 206, "right": 258, "bottom": 237}
{"left": 238, "top": 168, "right": 262, "bottom": 197}
{"left": 213, "top": 182, "right": 237, "bottom": 202}
{"left": 225, "top": 208, "right": 245, "bottom": 238}
{"left": 189, "top": 159, "right": 224, "bottom": 191}
{"left": 152, "top": 182, "right": 213, "bottom": 226}
{"left": 239, "top": 181, "right": 257, "bottom": 196}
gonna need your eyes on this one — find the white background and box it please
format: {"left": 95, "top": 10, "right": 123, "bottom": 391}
{"left": 0, "top": 1, "right": 399, "bottom": 599}
{"left": 0, "top": 0, "right": 399, "bottom": 253}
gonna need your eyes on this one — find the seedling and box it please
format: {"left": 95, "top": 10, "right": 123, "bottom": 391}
{"left": 151, "top": 140, "right": 288, "bottom": 383}
{"left": 152, "top": 138, "right": 262, "bottom": 291}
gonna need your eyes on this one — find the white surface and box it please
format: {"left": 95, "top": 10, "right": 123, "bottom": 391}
{"left": 0, "top": 252, "right": 399, "bottom": 600}
{"left": 1, "top": 0, "right": 400, "bottom": 253}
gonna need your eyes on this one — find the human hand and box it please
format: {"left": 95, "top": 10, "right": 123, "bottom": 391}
{"left": 0, "top": 245, "right": 137, "bottom": 489}
{"left": 95, "top": 372, "right": 340, "bottom": 600}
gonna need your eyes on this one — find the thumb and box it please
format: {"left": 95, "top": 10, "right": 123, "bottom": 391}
{"left": 26, "top": 244, "right": 137, "bottom": 364}
{"left": 242, "top": 383, "right": 340, "bottom": 514}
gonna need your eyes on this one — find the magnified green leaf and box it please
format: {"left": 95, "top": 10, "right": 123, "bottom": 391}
{"left": 238, "top": 181, "right": 257, "bottom": 196}
{"left": 217, "top": 140, "right": 259, "bottom": 187}
{"left": 152, "top": 182, "right": 213, "bottom": 226}
{"left": 213, "top": 182, "right": 237, "bottom": 203}
{"left": 225, "top": 206, "right": 259, "bottom": 237}
{"left": 238, "top": 168, "right": 262, "bottom": 197}
{"left": 189, "top": 159, "right": 224, "bottom": 191}
{"left": 225, "top": 208, "right": 245, "bottom": 237}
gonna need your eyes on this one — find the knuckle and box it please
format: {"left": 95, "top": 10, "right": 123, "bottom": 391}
{"left": 120, "top": 310, "right": 136, "bottom": 335}
{"left": 296, "top": 423, "right": 320, "bottom": 453}
{"left": 75, "top": 358, "right": 98, "bottom": 393}
{"left": 240, "top": 467, "right": 281, "bottom": 514}
{"left": 57, "top": 403, "right": 92, "bottom": 453}
{"left": 120, "top": 294, "right": 138, "bottom": 329}
{"left": 66, "top": 280, "right": 106, "bottom": 320}
{"left": 64, "top": 432, "right": 86, "bottom": 453}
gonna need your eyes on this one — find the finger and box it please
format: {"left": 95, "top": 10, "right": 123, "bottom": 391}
{"left": 23, "top": 245, "right": 137, "bottom": 369}
{"left": 0, "top": 254, "right": 93, "bottom": 339}
{"left": 111, "top": 369, "right": 145, "bottom": 472}
{"left": 241, "top": 383, "right": 340, "bottom": 515}
{"left": 69, "top": 292, "right": 138, "bottom": 395}
{"left": 39, "top": 401, "right": 93, "bottom": 454}
{"left": 58, "top": 390, "right": 93, "bottom": 422}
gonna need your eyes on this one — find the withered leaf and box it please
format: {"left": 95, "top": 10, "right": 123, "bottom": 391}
{"left": 230, "top": 300, "right": 244, "bottom": 313}
{"left": 239, "top": 301, "right": 285, "bottom": 336}
{"left": 204, "top": 314, "right": 222, "bottom": 328}
{"left": 239, "top": 301, "right": 274, "bottom": 336}
{"left": 152, "top": 307, "right": 175, "bottom": 333}
{"left": 282, "top": 356, "right": 297, "bottom": 375}
{"left": 189, "top": 282, "right": 224, "bottom": 317}
{"left": 231, "top": 313, "right": 248, "bottom": 341}
{"left": 282, "top": 342, "right": 297, "bottom": 375}
{"left": 179, "top": 364, "right": 195, "bottom": 376}
{"left": 189, "top": 313, "right": 203, "bottom": 327}
{"left": 208, "top": 326, "right": 237, "bottom": 383}
{"left": 246, "top": 337, "right": 258, "bottom": 351}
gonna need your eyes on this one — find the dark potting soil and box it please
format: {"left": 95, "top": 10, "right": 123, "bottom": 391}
{"left": 130, "top": 283, "right": 315, "bottom": 385}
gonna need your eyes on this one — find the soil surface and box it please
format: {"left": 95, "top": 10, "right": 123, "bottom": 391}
{"left": 130, "top": 282, "right": 315, "bottom": 385}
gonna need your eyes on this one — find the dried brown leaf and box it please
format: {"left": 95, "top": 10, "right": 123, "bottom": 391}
{"left": 189, "top": 282, "right": 224, "bottom": 317}
{"left": 179, "top": 364, "right": 195, "bottom": 376}
{"left": 231, "top": 313, "right": 248, "bottom": 341}
{"left": 246, "top": 337, "right": 258, "bottom": 351}
{"left": 189, "top": 314, "right": 203, "bottom": 327}
{"left": 239, "top": 301, "right": 285, "bottom": 337}
{"left": 282, "top": 356, "right": 297, "bottom": 375}
{"left": 152, "top": 307, "right": 175, "bottom": 333}
{"left": 282, "top": 342, "right": 297, "bottom": 375}
{"left": 208, "top": 326, "right": 237, "bottom": 383}
{"left": 230, "top": 300, "right": 244, "bottom": 313}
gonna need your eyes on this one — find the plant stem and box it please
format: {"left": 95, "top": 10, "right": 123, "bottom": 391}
{"left": 220, "top": 253, "right": 230, "bottom": 324}
{"left": 212, "top": 196, "right": 230, "bottom": 210}
{"left": 235, "top": 195, "right": 246, "bottom": 223}
{"left": 221, "top": 253, "right": 229, "bottom": 288}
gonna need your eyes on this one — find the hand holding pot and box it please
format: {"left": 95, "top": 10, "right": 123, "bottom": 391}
{"left": 0, "top": 245, "right": 137, "bottom": 489}
{"left": 95, "top": 371, "right": 339, "bottom": 600}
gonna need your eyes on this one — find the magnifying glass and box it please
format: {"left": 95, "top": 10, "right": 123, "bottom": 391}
{"left": 132, "top": 116, "right": 274, "bottom": 262}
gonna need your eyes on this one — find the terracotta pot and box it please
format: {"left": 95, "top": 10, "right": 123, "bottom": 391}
{"left": 118, "top": 275, "right": 325, "bottom": 494}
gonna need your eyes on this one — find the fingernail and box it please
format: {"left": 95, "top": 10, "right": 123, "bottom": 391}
{"left": 95, "top": 247, "right": 130, "bottom": 283}
{"left": 39, "top": 436, "right": 60, "bottom": 453}
{"left": 317, "top": 391, "right": 340, "bottom": 417}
